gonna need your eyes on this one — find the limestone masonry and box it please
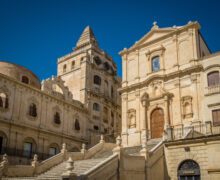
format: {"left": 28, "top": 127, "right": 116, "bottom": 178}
{"left": 0, "top": 21, "right": 220, "bottom": 180}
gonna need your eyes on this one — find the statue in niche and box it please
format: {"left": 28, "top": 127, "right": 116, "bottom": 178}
{"left": 127, "top": 109, "right": 136, "bottom": 128}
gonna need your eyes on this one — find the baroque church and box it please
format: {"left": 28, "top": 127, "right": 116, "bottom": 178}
{"left": 0, "top": 21, "right": 220, "bottom": 180}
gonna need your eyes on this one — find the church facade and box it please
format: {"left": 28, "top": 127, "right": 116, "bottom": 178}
{"left": 0, "top": 27, "right": 121, "bottom": 164}
{"left": 119, "top": 21, "right": 220, "bottom": 180}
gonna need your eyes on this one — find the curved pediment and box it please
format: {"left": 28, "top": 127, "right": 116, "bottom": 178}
{"left": 41, "top": 76, "right": 73, "bottom": 101}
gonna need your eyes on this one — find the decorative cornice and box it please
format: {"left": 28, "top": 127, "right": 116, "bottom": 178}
{"left": 0, "top": 73, "right": 88, "bottom": 113}
{"left": 119, "top": 65, "right": 203, "bottom": 93}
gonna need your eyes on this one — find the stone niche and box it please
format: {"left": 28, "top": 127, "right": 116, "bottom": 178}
{"left": 181, "top": 96, "right": 193, "bottom": 119}
{"left": 127, "top": 109, "right": 136, "bottom": 129}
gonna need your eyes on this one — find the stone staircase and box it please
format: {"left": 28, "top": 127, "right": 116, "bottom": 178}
{"left": 2, "top": 151, "right": 114, "bottom": 180}
{"left": 123, "top": 138, "right": 162, "bottom": 156}
{"left": 147, "top": 138, "right": 162, "bottom": 151}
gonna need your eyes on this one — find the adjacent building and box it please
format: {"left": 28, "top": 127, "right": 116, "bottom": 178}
{"left": 0, "top": 26, "right": 121, "bottom": 164}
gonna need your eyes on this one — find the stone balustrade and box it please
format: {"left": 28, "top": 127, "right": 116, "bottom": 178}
{"left": 205, "top": 85, "right": 220, "bottom": 95}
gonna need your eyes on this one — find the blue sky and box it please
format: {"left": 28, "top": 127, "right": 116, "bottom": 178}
{"left": 0, "top": 0, "right": 220, "bottom": 79}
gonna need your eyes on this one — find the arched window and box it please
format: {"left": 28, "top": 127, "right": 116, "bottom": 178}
{"left": 49, "top": 144, "right": 59, "bottom": 157}
{"left": 74, "top": 119, "right": 80, "bottom": 131}
{"left": 93, "top": 103, "right": 100, "bottom": 111}
{"left": 21, "top": 76, "right": 29, "bottom": 84}
{"left": 29, "top": 103, "right": 37, "bottom": 117}
{"left": 0, "top": 93, "right": 9, "bottom": 109}
{"left": 178, "top": 160, "right": 200, "bottom": 180}
{"left": 94, "top": 75, "right": 101, "bottom": 85}
{"left": 23, "top": 138, "right": 36, "bottom": 158}
{"left": 54, "top": 112, "right": 61, "bottom": 125}
{"left": 63, "top": 64, "right": 67, "bottom": 73}
{"left": 207, "top": 71, "right": 220, "bottom": 87}
{"left": 151, "top": 56, "right": 160, "bottom": 72}
{"left": 71, "top": 61, "right": 75, "bottom": 69}
{"left": 0, "top": 131, "right": 7, "bottom": 154}
{"left": 93, "top": 56, "right": 102, "bottom": 65}
{"left": 104, "top": 62, "right": 110, "bottom": 70}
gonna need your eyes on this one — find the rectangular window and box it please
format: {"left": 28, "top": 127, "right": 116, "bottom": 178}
{"left": 212, "top": 109, "right": 220, "bottom": 126}
{"left": 23, "top": 142, "right": 32, "bottom": 157}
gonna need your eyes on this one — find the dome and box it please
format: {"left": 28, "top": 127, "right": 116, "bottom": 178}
{"left": 0, "top": 61, "right": 41, "bottom": 89}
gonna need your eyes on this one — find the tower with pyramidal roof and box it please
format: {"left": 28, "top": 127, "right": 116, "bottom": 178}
{"left": 57, "top": 26, "right": 121, "bottom": 145}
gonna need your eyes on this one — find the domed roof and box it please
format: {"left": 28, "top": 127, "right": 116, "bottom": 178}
{"left": 0, "top": 61, "right": 41, "bottom": 89}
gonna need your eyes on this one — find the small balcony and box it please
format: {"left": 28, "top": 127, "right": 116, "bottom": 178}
{"left": 205, "top": 85, "right": 220, "bottom": 96}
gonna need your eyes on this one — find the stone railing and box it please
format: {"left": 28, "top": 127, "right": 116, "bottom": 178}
{"left": 166, "top": 122, "right": 220, "bottom": 141}
{"left": 0, "top": 135, "right": 109, "bottom": 178}
{"left": 81, "top": 154, "right": 118, "bottom": 179}
{"left": 205, "top": 85, "right": 220, "bottom": 95}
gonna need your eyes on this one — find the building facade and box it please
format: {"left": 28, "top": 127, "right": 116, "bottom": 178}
{"left": 0, "top": 26, "right": 121, "bottom": 164}
{"left": 119, "top": 21, "right": 220, "bottom": 180}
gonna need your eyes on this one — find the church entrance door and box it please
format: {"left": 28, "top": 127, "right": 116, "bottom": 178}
{"left": 151, "top": 108, "right": 164, "bottom": 139}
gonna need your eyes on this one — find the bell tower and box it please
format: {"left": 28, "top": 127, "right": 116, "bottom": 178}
{"left": 57, "top": 26, "right": 121, "bottom": 145}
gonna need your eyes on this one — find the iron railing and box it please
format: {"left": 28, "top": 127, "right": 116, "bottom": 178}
{"left": 170, "top": 122, "right": 220, "bottom": 140}
{"left": 0, "top": 147, "right": 55, "bottom": 161}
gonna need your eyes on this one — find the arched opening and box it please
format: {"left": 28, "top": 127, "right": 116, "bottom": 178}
{"left": 94, "top": 75, "right": 101, "bottom": 85}
{"left": 71, "top": 61, "right": 75, "bottom": 69}
{"left": 48, "top": 143, "right": 60, "bottom": 157}
{"left": 63, "top": 64, "right": 67, "bottom": 73}
{"left": 23, "top": 137, "right": 37, "bottom": 158}
{"left": 54, "top": 112, "right": 61, "bottom": 125}
{"left": 178, "top": 160, "right": 200, "bottom": 180}
{"left": 29, "top": 103, "right": 37, "bottom": 117}
{"left": 93, "top": 103, "right": 100, "bottom": 111}
{"left": 21, "top": 76, "right": 29, "bottom": 84}
{"left": 150, "top": 108, "right": 164, "bottom": 139}
{"left": 93, "top": 56, "right": 102, "bottom": 65}
{"left": 0, "top": 131, "right": 7, "bottom": 154}
{"left": 74, "top": 119, "right": 80, "bottom": 131}
{"left": 151, "top": 56, "right": 160, "bottom": 72}
{"left": 207, "top": 71, "right": 220, "bottom": 87}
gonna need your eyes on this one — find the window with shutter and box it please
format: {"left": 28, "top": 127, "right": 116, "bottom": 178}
{"left": 207, "top": 71, "right": 220, "bottom": 87}
{"left": 212, "top": 109, "right": 220, "bottom": 126}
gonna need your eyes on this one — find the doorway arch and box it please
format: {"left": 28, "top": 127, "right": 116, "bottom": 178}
{"left": 0, "top": 131, "right": 7, "bottom": 154}
{"left": 178, "top": 160, "right": 200, "bottom": 180}
{"left": 150, "top": 108, "right": 164, "bottom": 139}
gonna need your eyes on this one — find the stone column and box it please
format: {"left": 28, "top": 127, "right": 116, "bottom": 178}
{"left": 121, "top": 94, "right": 128, "bottom": 146}
{"left": 164, "top": 95, "right": 170, "bottom": 129}
{"left": 141, "top": 93, "right": 149, "bottom": 147}
{"left": 122, "top": 53, "right": 128, "bottom": 87}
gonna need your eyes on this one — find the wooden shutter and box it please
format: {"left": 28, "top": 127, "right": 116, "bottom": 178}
{"left": 212, "top": 109, "right": 220, "bottom": 126}
{"left": 208, "top": 72, "right": 220, "bottom": 86}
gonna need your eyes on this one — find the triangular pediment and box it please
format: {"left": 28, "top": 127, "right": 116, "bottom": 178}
{"left": 133, "top": 28, "right": 176, "bottom": 48}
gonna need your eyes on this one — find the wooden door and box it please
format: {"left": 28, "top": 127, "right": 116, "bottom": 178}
{"left": 151, "top": 108, "right": 164, "bottom": 139}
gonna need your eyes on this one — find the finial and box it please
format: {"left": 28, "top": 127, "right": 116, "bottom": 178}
{"left": 188, "top": 21, "right": 192, "bottom": 24}
{"left": 151, "top": 21, "right": 159, "bottom": 30}
{"left": 66, "top": 157, "right": 74, "bottom": 173}
{"left": 116, "top": 136, "right": 122, "bottom": 147}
